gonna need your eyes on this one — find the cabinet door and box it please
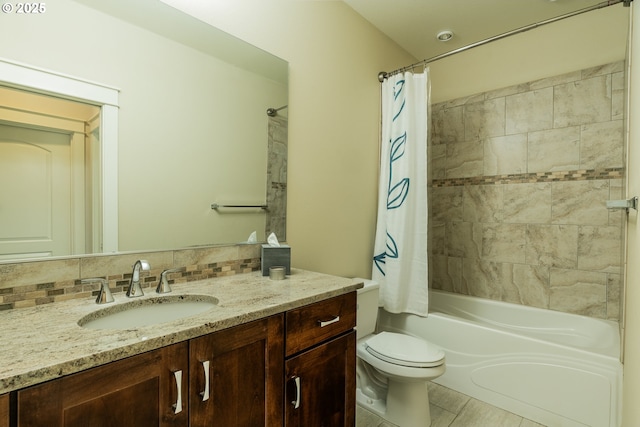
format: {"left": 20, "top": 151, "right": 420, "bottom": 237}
{"left": 0, "top": 393, "right": 8, "bottom": 427}
{"left": 16, "top": 342, "right": 189, "bottom": 427}
{"left": 190, "top": 315, "right": 284, "bottom": 427}
{"left": 285, "top": 331, "right": 356, "bottom": 427}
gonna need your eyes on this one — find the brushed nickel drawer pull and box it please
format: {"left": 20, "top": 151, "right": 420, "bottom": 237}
{"left": 200, "top": 360, "right": 210, "bottom": 402}
{"left": 291, "top": 376, "right": 301, "bottom": 409}
{"left": 318, "top": 316, "right": 340, "bottom": 327}
{"left": 172, "top": 370, "right": 183, "bottom": 414}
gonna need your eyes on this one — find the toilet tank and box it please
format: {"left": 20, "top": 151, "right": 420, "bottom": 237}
{"left": 355, "top": 279, "right": 380, "bottom": 340}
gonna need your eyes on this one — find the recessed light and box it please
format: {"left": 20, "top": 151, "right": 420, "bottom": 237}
{"left": 436, "top": 30, "right": 454, "bottom": 42}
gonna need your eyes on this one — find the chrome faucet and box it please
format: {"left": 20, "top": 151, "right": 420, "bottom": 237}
{"left": 156, "top": 268, "right": 181, "bottom": 294}
{"left": 82, "top": 278, "right": 114, "bottom": 304}
{"left": 126, "top": 260, "right": 150, "bottom": 297}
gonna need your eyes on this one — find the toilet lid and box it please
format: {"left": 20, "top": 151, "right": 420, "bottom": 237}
{"left": 365, "top": 332, "right": 445, "bottom": 368}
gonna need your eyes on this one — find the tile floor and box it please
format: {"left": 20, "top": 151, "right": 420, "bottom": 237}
{"left": 356, "top": 382, "right": 547, "bottom": 427}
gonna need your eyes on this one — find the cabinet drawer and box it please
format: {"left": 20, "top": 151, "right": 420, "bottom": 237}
{"left": 285, "top": 292, "right": 356, "bottom": 356}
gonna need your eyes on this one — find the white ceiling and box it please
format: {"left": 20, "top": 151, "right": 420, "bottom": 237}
{"left": 342, "top": 0, "right": 610, "bottom": 61}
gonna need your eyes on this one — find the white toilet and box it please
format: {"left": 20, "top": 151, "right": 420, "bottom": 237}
{"left": 356, "top": 279, "right": 445, "bottom": 427}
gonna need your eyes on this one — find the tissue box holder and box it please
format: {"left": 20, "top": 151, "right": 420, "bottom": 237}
{"left": 261, "top": 244, "right": 291, "bottom": 276}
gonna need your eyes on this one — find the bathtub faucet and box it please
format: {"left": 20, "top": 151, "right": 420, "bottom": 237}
{"left": 126, "top": 260, "right": 150, "bottom": 298}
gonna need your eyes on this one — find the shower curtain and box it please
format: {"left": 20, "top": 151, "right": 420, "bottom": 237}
{"left": 372, "top": 70, "right": 429, "bottom": 316}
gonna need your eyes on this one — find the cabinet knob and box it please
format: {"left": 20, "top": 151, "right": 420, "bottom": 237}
{"left": 200, "top": 360, "right": 210, "bottom": 402}
{"left": 172, "top": 370, "right": 183, "bottom": 414}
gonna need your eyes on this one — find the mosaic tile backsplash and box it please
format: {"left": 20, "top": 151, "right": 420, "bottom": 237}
{"left": 0, "top": 244, "right": 261, "bottom": 310}
{"left": 430, "top": 61, "right": 625, "bottom": 320}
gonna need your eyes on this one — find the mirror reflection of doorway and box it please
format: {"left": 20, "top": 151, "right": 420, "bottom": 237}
{"left": 0, "top": 86, "right": 100, "bottom": 260}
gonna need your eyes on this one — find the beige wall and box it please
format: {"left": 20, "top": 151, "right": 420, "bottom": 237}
{"left": 429, "top": 5, "right": 629, "bottom": 103}
{"left": 624, "top": 5, "right": 640, "bottom": 426}
{"left": 158, "top": 0, "right": 417, "bottom": 278}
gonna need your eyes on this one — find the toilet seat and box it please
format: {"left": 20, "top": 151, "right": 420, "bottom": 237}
{"left": 365, "top": 332, "right": 444, "bottom": 368}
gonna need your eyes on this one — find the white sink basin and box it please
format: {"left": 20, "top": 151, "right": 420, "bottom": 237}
{"left": 78, "top": 294, "right": 219, "bottom": 330}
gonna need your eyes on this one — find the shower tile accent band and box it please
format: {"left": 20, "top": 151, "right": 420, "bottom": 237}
{"left": 432, "top": 168, "right": 624, "bottom": 187}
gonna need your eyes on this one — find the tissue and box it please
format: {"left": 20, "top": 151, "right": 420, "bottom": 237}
{"left": 267, "top": 232, "right": 280, "bottom": 247}
{"left": 247, "top": 231, "right": 257, "bottom": 244}
{"left": 261, "top": 233, "right": 290, "bottom": 276}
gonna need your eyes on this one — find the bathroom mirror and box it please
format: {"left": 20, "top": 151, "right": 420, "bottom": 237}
{"left": 0, "top": 0, "right": 288, "bottom": 260}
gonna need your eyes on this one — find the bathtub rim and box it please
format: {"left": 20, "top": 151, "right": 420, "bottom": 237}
{"left": 427, "top": 289, "right": 621, "bottom": 360}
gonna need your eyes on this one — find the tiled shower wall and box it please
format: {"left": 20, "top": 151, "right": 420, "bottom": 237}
{"left": 266, "top": 115, "right": 288, "bottom": 240}
{"left": 430, "top": 61, "right": 625, "bottom": 320}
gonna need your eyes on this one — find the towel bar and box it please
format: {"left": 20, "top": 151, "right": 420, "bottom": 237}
{"left": 211, "top": 203, "right": 268, "bottom": 210}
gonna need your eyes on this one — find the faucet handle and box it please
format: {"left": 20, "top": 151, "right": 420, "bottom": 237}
{"left": 82, "top": 278, "right": 114, "bottom": 304}
{"left": 156, "top": 268, "right": 182, "bottom": 294}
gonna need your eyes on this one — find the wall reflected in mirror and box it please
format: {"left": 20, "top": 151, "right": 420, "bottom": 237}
{"left": 0, "top": 0, "right": 288, "bottom": 261}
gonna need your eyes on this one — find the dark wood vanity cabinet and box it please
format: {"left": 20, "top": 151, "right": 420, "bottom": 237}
{"left": 0, "top": 393, "right": 9, "bottom": 427}
{"left": 14, "top": 316, "right": 284, "bottom": 427}
{"left": 284, "top": 292, "right": 357, "bottom": 427}
{"left": 16, "top": 342, "right": 189, "bottom": 427}
{"left": 12, "top": 292, "right": 357, "bottom": 427}
{"left": 189, "top": 315, "right": 284, "bottom": 427}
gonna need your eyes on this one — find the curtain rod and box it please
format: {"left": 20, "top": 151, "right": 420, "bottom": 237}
{"left": 378, "top": 0, "right": 628, "bottom": 82}
{"left": 266, "top": 105, "right": 288, "bottom": 117}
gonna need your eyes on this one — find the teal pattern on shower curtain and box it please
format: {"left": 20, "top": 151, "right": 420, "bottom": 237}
{"left": 371, "top": 70, "right": 429, "bottom": 316}
{"left": 373, "top": 79, "right": 410, "bottom": 276}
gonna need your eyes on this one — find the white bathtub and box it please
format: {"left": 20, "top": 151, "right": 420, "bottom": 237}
{"left": 377, "top": 290, "right": 623, "bottom": 427}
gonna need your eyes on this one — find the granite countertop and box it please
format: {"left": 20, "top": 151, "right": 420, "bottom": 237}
{"left": 0, "top": 269, "right": 363, "bottom": 394}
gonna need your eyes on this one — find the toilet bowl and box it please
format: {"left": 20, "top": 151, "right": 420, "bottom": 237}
{"left": 355, "top": 279, "right": 445, "bottom": 427}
